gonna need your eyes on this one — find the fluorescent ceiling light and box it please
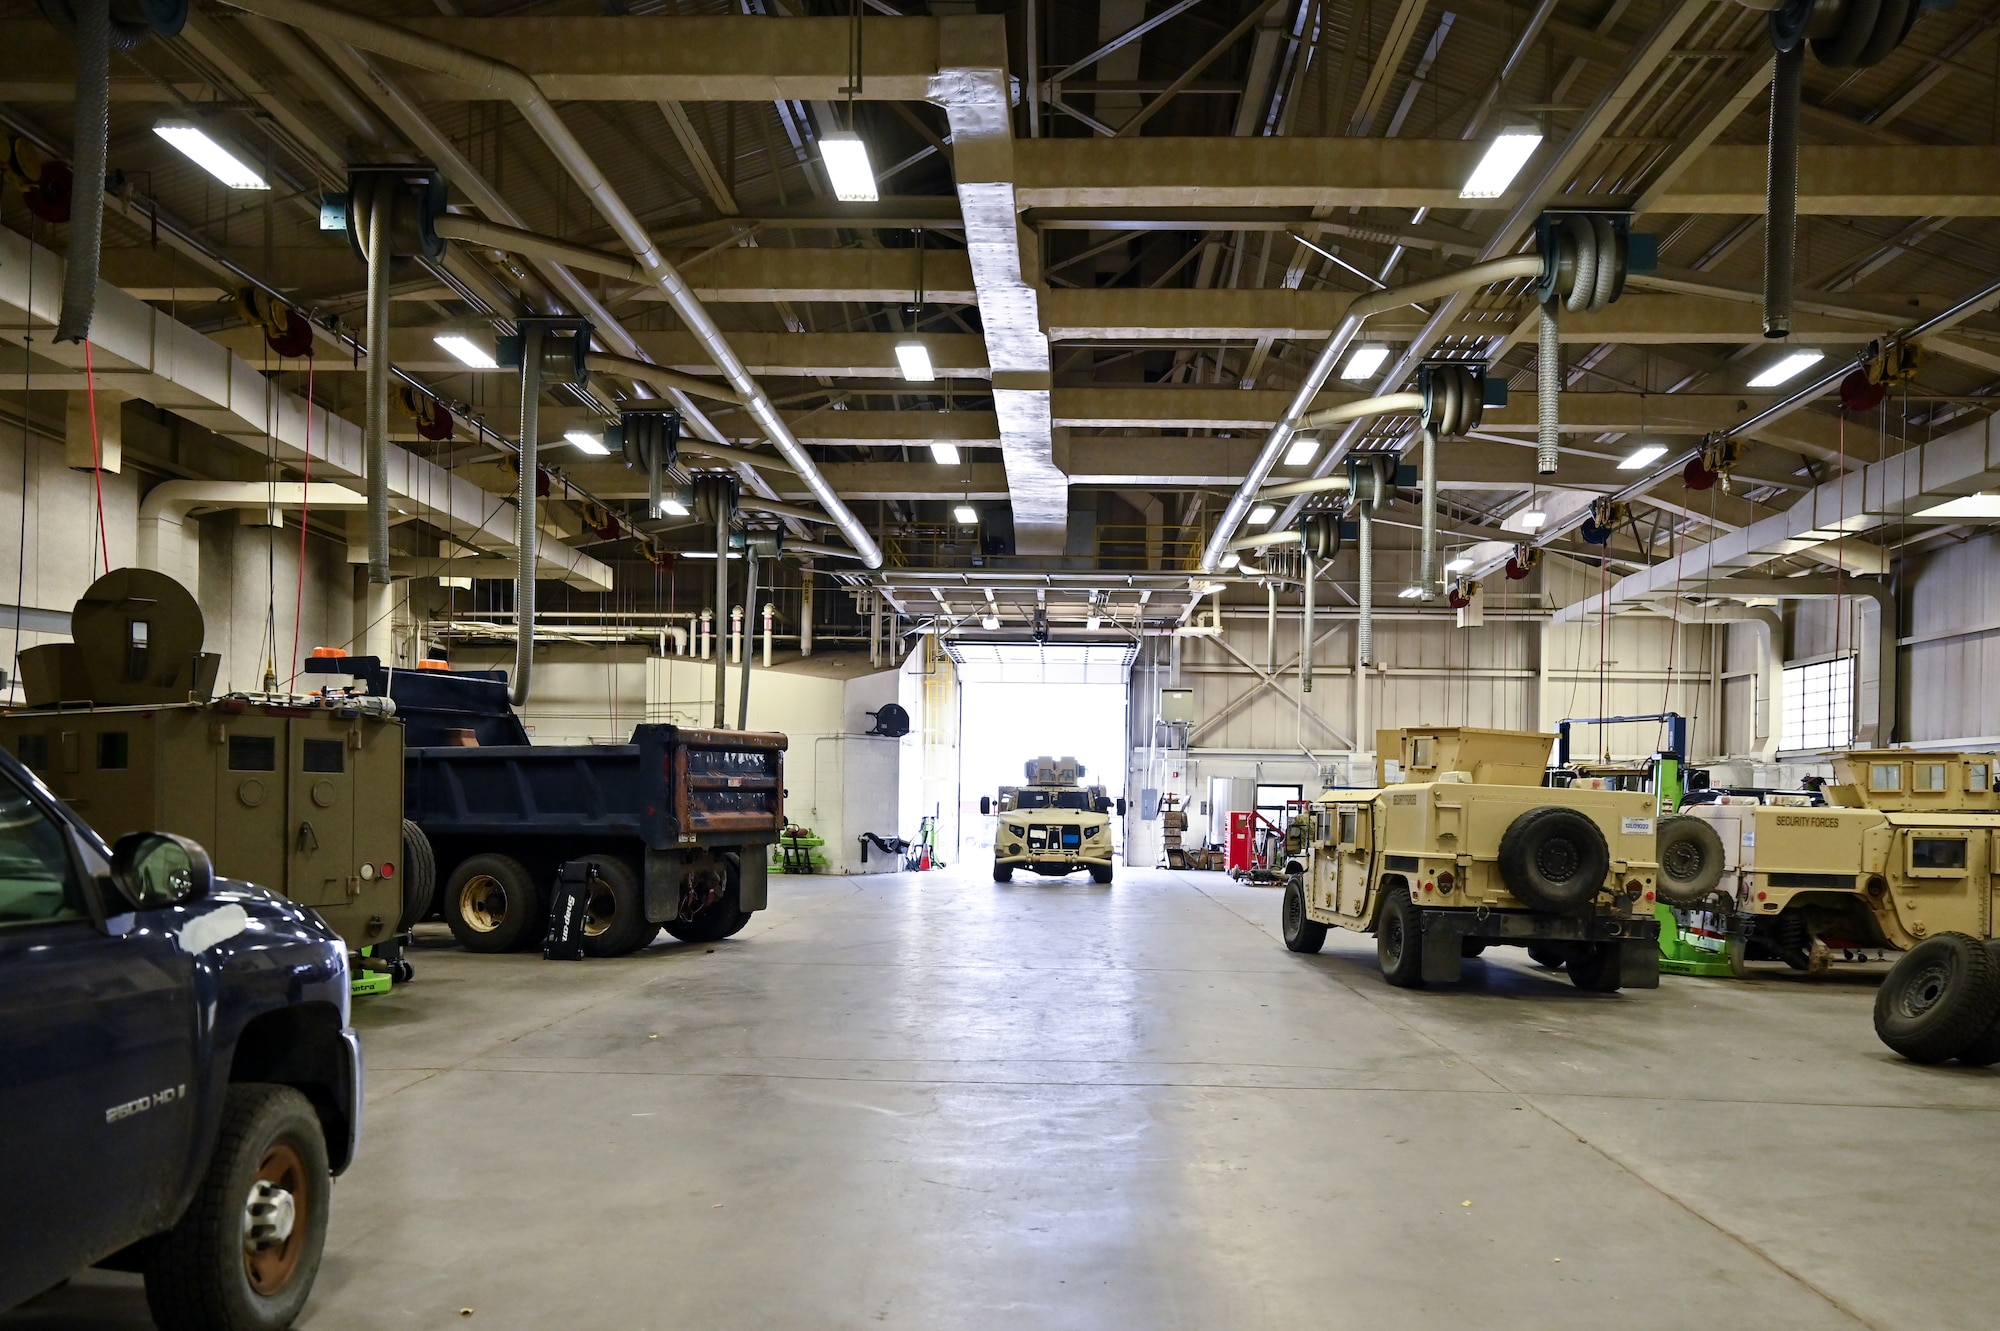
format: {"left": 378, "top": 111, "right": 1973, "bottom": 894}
{"left": 1086, "top": 615, "right": 1103, "bottom": 631}
{"left": 1444, "top": 556, "right": 1473, "bottom": 573}
{"left": 1517, "top": 509, "right": 1548, "bottom": 531}
{"left": 1619, "top": 444, "right": 1668, "bottom": 470}
{"left": 1219, "top": 552, "right": 1241, "bottom": 569}
{"left": 981, "top": 614, "right": 1000, "bottom": 630}
{"left": 434, "top": 334, "right": 497, "bottom": 369}
{"left": 1914, "top": 492, "right": 2000, "bottom": 520}
{"left": 154, "top": 120, "right": 267, "bottom": 190}
{"left": 818, "top": 130, "right": 878, "bottom": 202}
{"left": 1249, "top": 504, "right": 1276, "bottom": 525}
{"left": 1398, "top": 586, "right": 1424, "bottom": 600}
{"left": 684, "top": 551, "right": 742, "bottom": 560}
{"left": 895, "top": 341, "right": 935, "bottom": 382}
{"left": 659, "top": 497, "right": 690, "bottom": 517}
{"left": 954, "top": 504, "right": 978, "bottom": 524}
{"left": 1340, "top": 345, "right": 1391, "bottom": 381}
{"left": 564, "top": 430, "right": 609, "bottom": 455}
{"left": 1749, "top": 350, "right": 1824, "bottom": 387}
{"left": 930, "top": 442, "right": 961, "bottom": 465}
{"left": 1459, "top": 129, "right": 1542, "bottom": 199}
{"left": 1284, "top": 436, "right": 1318, "bottom": 466}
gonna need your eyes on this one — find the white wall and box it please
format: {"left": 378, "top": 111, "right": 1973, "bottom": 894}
{"left": 453, "top": 644, "right": 647, "bottom": 744}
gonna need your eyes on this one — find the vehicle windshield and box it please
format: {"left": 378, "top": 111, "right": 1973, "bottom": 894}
{"left": 1012, "top": 790, "right": 1095, "bottom": 810}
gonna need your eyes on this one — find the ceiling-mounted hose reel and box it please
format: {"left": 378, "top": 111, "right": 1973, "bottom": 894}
{"left": 497, "top": 317, "right": 592, "bottom": 387}
{"left": 1415, "top": 362, "right": 1502, "bottom": 601}
{"left": 232, "top": 286, "right": 315, "bottom": 360}
{"left": 1298, "top": 511, "right": 1344, "bottom": 562}
{"left": 1504, "top": 545, "right": 1542, "bottom": 581}
{"left": 3, "top": 136, "right": 73, "bottom": 224}
{"left": 1346, "top": 456, "right": 1393, "bottom": 669}
{"left": 1579, "top": 498, "right": 1630, "bottom": 547}
{"left": 1682, "top": 434, "right": 1748, "bottom": 492}
{"left": 609, "top": 407, "right": 682, "bottom": 519}
{"left": 1762, "top": 0, "right": 1931, "bottom": 338}
{"left": 1532, "top": 213, "right": 1654, "bottom": 475}
{"left": 1838, "top": 336, "right": 1921, "bottom": 412}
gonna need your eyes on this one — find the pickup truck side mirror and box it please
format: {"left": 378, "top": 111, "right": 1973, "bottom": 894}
{"left": 111, "top": 832, "right": 214, "bottom": 909}
{"left": 979, "top": 796, "right": 991, "bottom": 816}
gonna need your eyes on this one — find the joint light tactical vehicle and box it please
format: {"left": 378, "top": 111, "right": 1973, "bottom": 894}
{"left": 980, "top": 756, "right": 1122, "bottom": 884}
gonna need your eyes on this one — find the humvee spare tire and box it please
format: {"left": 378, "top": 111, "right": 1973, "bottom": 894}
{"left": 1497, "top": 806, "right": 1609, "bottom": 913}
{"left": 1655, "top": 815, "right": 1725, "bottom": 907}
{"left": 1875, "top": 933, "right": 2000, "bottom": 1064}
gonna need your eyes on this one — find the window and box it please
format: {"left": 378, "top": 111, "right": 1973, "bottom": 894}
{"left": 301, "top": 739, "right": 344, "bottom": 773}
{"left": 1337, "top": 808, "right": 1359, "bottom": 846}
{"left": 1911, "top": 837, "right": 1968, "bottom": 872}
{"left": 96, "top": 732, "right": 129, "bottom": 770}
{"left": 1870, "top": 763, "right": 1902, "bottom": 793}
{"left": 1411, "top": 737, "right": 1435, "bottom": 768}
{"left": 0, "top": 778, "right": 82, "bottom": 926}
{"left": 228, "top": 734, "right": 277, "bottom": 771}
{"left": 1781, "top": 657, "right": 1854, "bottom": 752}
{"left": 1969, "top": 763, "right": 1991, "bottom": 793}
{"left": 1915, "top": 763, "right": 1947, "bottom": 793}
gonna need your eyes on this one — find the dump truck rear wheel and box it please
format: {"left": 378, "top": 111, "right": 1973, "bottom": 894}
{"left": 1376, "top": 886, "right": 1425, "bottom": 988}
{"left": 1498, "top": 807, "right": 1609, "bottom": 913}
{"left": 1282, "top": 876, "right": 1326, "bottom": 954}
{"left": 1875, "top": 933, "right": 2000, "bottom": 1063}
{"left": 1655, "top": 816, "right": 1725, "bottom": 907}
{"left": 398, "top": 820, "right": 436, "bottom": 932}
{"left": 1567, "top": 943, "right": 1624, "bottom": 992}
{"left": 443, "top": 853, "right": 541, "bottom": 953}
{"left": 578, "top": 854, "right": 659, "bottom": 957}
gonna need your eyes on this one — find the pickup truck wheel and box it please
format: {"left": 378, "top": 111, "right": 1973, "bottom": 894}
{"left": 1376, "top": 886, "right": 1426, "bottom": 988}
{"left": 1655, "top": 816, "right": 1725, "bottom": 908}
{"left": 1874, "top": 933, "right": 2000, "bottom": 1063}
{"left": 443, "top": 853, "right": 542, "bottom": 953}
{"left": 1497, "top": 807, "right": 1609, "bottom": 914}
{"left": 143, "top": 1084, "right": 328, "bottom": 1331}
{"left": 1282, "top": 876, "right": 1327, "bottom": 954}
{"left": 398, "top": 819, "right": 436, "bottom": 931}
{"left": 578, "top": 854, "right": 659, "bottom": 957}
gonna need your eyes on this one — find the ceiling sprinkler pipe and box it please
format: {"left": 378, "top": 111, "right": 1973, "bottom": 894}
{"left": 512, "top": 322, "right": 543, "bottom": 707}
{"left": 219, "top": 0, "right": 883, "bottom": 570}
{"left": 1201, "top": 253, "right": 1543, "bottom": 571}
{"left": 1764, "top": 43, "right": 1803, "bottom": 338}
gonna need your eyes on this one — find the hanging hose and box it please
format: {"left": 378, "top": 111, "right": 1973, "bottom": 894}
{"left": 1537, "top": 298, "right": 1561, "bottom": 473}
{"left": 1415, "top": 363, "right": 1483, "bottom": 601}
{"left": 1356, "top": 505, "right": 1373, "bottom": 669}
{"left": 55, "top": 0, "right": 108, "bottom": 345}
{"left": 361, "top": 181, "right": 393, "bottom": 586}
{"left": 1265, "top": 581, "right": 1277, "bottom": 678}
{"left": 512, "top": 323, "right": 543, "bottom": 707}
{"left": 1301, "top": 552, "right": 1315, "bottom": 694}
{"left": 1533, "top": 214, "right": 1625, "bottom": 476}
{"left": 1764, "top": 43, "right": 1803, "bottom": 339}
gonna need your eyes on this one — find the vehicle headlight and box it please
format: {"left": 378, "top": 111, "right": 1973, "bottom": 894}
{"left": 1085, "top": 826, "right": 1101, "bottom": 838}
{"left": 1007, "top": 824, "right": 1025, "bottom": 837}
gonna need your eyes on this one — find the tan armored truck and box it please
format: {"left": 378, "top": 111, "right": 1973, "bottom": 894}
{"left": 1680, "top": 750, "right": 2000, "bottom": 971}
{"left": 1282, "top": 727, "right": 1675, "bottom": 991}
{"left": 0, "top": 569, "right": 426, "bottom": 977}
{"left": 980, "top": 756, "right": 1122, "bottom": 884}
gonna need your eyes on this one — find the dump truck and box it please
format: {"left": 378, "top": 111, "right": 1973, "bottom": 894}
{"left": 1281, "top": 727, "right": 1670, "bottom": 991}
{"left": 306, "top": 655, "right": 786, "bottom": 957}
{"left": 0, "top": 570, "right": 423, "bottom": 979}
{"left": 980, "top": 755, "right": 1122, "bottom": 883}
{"left": 1680, "top": 749, "right": 2000, "bottom": 972}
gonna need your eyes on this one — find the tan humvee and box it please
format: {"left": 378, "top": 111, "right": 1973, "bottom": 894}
{"left": 981, "top": 755, "right": 1120, "bottom": 883}
{"left": 1282, "top": 727, "right": 1665, "bottom": 991}
{"left": 1682, "top": 750, "right": 2000, "bottom": 969}
{"left": 0, "top": 570, "right": 419, "bottom": 969}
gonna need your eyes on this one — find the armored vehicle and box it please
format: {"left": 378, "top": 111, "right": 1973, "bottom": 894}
{"left": 0, "top": 570, "right": 425, "bottom": 975}
{"left": 980, "top": 755, "right": 1121, "bottom": 884}
{"left": 1680, "top": 749, "right": 2000, "bottom": 971}
{"left": 1282, "top": 727, "right": 1666, "bottom": 991}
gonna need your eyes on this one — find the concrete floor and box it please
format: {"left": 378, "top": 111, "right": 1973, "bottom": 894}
{"left": 11, "top": 867, "right": 1999, "bottom": 1330}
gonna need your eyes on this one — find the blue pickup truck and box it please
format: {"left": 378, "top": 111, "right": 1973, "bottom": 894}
{"left": 0, "top": 747, "right": 359, "bottom": 1330}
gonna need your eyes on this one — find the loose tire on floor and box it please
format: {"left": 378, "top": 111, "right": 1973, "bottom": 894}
{"left": 143, "top": 1084, "right": 329, "bottom": 1331}
{"left": 577, "top": 854, "right": 659, "bottom": 957}
{"left": 443, "top": 853, "right": 542, "bottom": 953}
{"left": 1497, "top": 806, "right": 1609, "bottom": 914}
{"left": 1089, "top": 864, "right": 1113, "bottom": 884}
{"left": 1655, "top": 816, "right": 1726, "bottom": 907}
{"left": 1282, "top": 876, "right": 1327, "bottom": 955}
{"left": 1527, "top": 943, "right": 1568, "bottom": 970}
{"left": 1566, "top": 942, "right": 1624, "bottom": 992}
{"left": 397, "top": 819, "right": 436, "bottom": 932}
{"left": 1874, "top": 933, "right": 2000, "bottom": 1063}
{"left": 1376, "top": 885, "right": 1425, "bottom": 988}
{"left": 992, "top": 862, "right": 1013, "bottom": 883}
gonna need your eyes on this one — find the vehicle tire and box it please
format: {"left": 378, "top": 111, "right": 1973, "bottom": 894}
{"left": 1461, "top": 938, "right": 1488, "bottom": 959}
{"left": 993, "top": 862, "right": 1013, "bottom": 883}
{"left": 1567, "top": 943, "right": 1624, "bottom": 992}
{"left": 1655, "top": 816, "right": 1725, "bottom": 908}
{"left": 1282, "top": 876, "right": 1327, "bottom": 954}
{"left": 664, "top": 897, "right": 751, "bottom": 944}
{"left": 1376, "top": 885, "right": 1425, "bottom": 988}
{"left": 442, "top": 853, "right": 542, "bottom": 953}
{"left": 1497, "top": 806, "right": 1609, "bottom": 914}
{"left": 1527, "top": 943, "right": 1569, "bottom": 970}
{"left": 1090, "top": 864, "right": 1113, "bottom": 884}
{"left": 143, "top": 1084, "right": 329, "bottom": 1331}
{"left": 1874, "top": 933, "right": 2000, "bottom": 1063}
{"left": 578, "top": 854, "right": 659, "bottom": 958}
{"left": 397, "top": 819, "right": 436, "bottom": 933}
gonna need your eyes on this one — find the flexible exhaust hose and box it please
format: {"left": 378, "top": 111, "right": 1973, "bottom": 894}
{"left": 1266, "top": 581, "right": 1277, "bottom": 677}
{"left": 55, "top": 0, "right": 110, "bottom": 345}
{"left": 1764, "top": 42, "right": 1803, "bottom": 339}
{"left": 800, "top": 558, "right": 814, "bottom": 658}
{"left": 1301, "top": 550, "right": 1315, "bottom": 694}
{"left": 364, "top": 185, "right": 393, "bottom": 586}
{"left": 1419, "top": 424, "right": 1440, "bottom": 600}
{"left": 737, "top": 546, "right": 756, "bottom": 731}
{"left": 1537, "top": 297, "right": 1560, "bottom": 473}
{"left": 511, "top": 322, "right": 542, "bottom": 707}
{"left": 1356, "top": 506, "right": 1372, "bottom": 668}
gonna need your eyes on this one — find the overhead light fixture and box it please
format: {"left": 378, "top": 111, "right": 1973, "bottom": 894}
{"left": 1619, "top": 443, "right": 1668, "bottom": 470}
{"left": 1086, "top": 615, "right": 1103, "bottom": 631}
{"left": 659, "top": 497, "right": 690, "bottom": 517}
{"left": 1398, "top": 586, "right": 1424, "bottom": 600}
{"left": 1459, "top": 128, "right": 1542, "bottom": 199}
{"left": 1249, "top": 504, "right": 1276, "bottom": 525}
{"left": 895, "top": 341, "right": 935, "bottom": 382}
{"left": 1749, "top": 350, "right": 1824, "bottom": 387}
{"left": 954, "top": 504, "right": 978, "bottom": 524}
{"left": 684, "top": 551, "right": 742, "bottom": 560}
{"left": 1285, "top": 436, "right": 1318, "bottom": 466}
{"left": 434, "top": 334, "right": 497, "bottom": 369}
{"left": 980, "top": 614, "right": 1000, "bottom": 630}
{"left": 1340, "top": 345, "right": 1391, "bottom": 381}
{"left": 1444, "top": 555, "right": 1473, "bottom": 573}
{"left": 930, "top": 442, "right": 960, "bottom": 465}
{"left": 818, "top": 130, "right": 879, "bottom": 202}
{"left": 1518, "top": 509, "right": 1548, "bottom": 531}
{"left": 564, "top": 430, "right": 609, "bottom": 456}
{"left": 153, "top": 120, "right": 268, "bottom": 190}
{"left": 1219, "top": 551, "right": 1241, "bottom": 569}
{"left": 1914, "top": 492, "right": 2000, "bottom": 520}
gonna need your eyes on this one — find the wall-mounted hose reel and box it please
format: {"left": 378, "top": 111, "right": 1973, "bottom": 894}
{"left": 609, "top": 407, "right": 682, "bottom": 519}
{"left": 1412, "top": 362, "right": 1505, "bottom": 601}
{"left": 331, "top": 167, "right": 447, "bottom": 273}
{"left": 1532, "top": 213, "right": 1655, "bottom": 475}
{"left": 497, "top": 317, "right": 592, "bottom": 387}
